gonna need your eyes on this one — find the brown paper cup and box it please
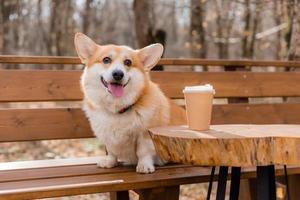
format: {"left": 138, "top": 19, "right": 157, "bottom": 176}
{"left": 184, "top": 92, "right": 213, "bottom": 131}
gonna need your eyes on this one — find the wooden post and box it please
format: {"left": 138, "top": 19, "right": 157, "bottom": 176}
{"left": 239, "top": 179, "right": 256, "bottom": 200}
{"left": 135, "top": 186, "right": 180, "bottom": 200}
{"left": 287, "top": 174, "right": 300, "bottom": 199}
{"left": 110, "top": 191, "right": 130, "bottom": 200}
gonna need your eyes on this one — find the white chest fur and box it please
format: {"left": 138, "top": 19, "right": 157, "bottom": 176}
{"left": 83, "top": 102, "right": 153, "bottom": 164}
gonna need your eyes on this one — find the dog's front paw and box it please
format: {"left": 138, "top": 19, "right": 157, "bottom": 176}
{"left": 97, "top": 155, "right": 117, "bottom": 168}
{"left": 136, "top": 161, "right": 155, "bottom": 174}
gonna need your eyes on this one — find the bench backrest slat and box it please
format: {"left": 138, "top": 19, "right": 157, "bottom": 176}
{"left": 152, "top": 72, "right": 300, "bottom": 98}
{"left": 2, "top": 71, "right": 300, "bottom": 102}
{"left": 212, "top": 103, "right": 300, "bottom": 124}
{"left": 1, "top": 103, "right": 299, "bottom": 142}
{"left": 0, "top": 108, "right": 92, "bottom": 142}
{"left": 0, "top": 70, "right": 82, "bottom": 102}
{"left": 1, "top": 56, "right": 300, "bottom": 67}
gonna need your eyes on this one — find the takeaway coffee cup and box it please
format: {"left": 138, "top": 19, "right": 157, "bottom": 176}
{"left": 183, "top": 84, "right": 215, "bottom": 131}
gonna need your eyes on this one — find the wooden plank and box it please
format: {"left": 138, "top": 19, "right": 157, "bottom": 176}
{"left": 0, "top": 108, "right": 93, "bottom": 142}
{"left": 212, "top": 103, "right": 300, "bottom": 125}
{"left": 0, "top": 156, "right": 99, "bottom": 171}
{"left": 288, "top": 175, "right": 300, "bottom": 199}
{"left": 2, "top": 71, "right": 300, "bottom": 101}
{"left": 0, "top": 160, "right": 190, "bottom": 183}
{"left": 151, "top": 72, "right": 300, "bottom": 98}
{"left": 0, "top": 163, "right": 299, "bottom": 200}
{"left": 0, "top": 70, "right": 83, "bottom": 102}
{"left": 1, "top": 56, "right": 300, "bottom": 67}
{"left": 0, "top": 55, "right": 81, "bottom": 65}
{"left": 1, "top": 103, "right": 300, "bottom": 142}
{"left": 160, "top": 58, "right": 300, "bottom": 67}
{"left": 0, "top": 163, "right": 132, "bottom": 183}
{"left": 1, "top": 157, "right": 299, "bottom": 185}
{"left": 150, "top": 125, "right": 300, "bottom": 166}
{"left": 0, "top": 166, "right": 211, "bottom": 200}
{"left": 170, "top": 101, "right": 187, "bottom": 125}
{"left": 136, "top": 186, "right": 180, "bottom": 200}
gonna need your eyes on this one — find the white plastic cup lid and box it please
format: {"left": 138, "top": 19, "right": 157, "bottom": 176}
{"left": 183, "top": 84, "right": 215, "bottom": 94}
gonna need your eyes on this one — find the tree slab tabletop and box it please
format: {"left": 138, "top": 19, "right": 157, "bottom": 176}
{"left": 149, "top": 125, "right": 300, "bottom": 167}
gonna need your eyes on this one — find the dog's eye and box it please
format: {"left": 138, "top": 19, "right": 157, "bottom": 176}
{"left": 124, "top": 59, "right": 132, "bottom": 67}
{"left": 103, "top": 57, "right": 112, "bottom": 64}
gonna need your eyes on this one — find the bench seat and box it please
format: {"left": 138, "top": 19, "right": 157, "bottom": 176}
{"left": 0, "top": 157, "right": 210, "bottom": 200}
{"left": 1, "top": 157, "right": 300, "bottom": 200}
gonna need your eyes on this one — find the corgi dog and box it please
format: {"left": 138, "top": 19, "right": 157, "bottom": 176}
{"left": 74, "top": 33, "right": 170, "bottom": 173}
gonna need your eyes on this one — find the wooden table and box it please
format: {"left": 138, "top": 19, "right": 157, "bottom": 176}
{"left": 149, "top": 125, "right": 300, "bottom": 200}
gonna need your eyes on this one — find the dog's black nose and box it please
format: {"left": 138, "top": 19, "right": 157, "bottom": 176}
{"left": 112, "top": 70, "right": 124, "bottom": 81}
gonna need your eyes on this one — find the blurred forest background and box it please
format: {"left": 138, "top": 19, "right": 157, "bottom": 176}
{"left": 1, "top": 0, "right": 300, "bottom": 60}
{"left": 0, "top": 1, "right": 300, "bottom": 199}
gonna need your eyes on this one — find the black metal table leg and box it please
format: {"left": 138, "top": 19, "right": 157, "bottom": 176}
{"left": 206, "top": 166, "right": 216, "bottom": 200}
{"left": 229, "top": 167, "right": 241, "bottom": 200}
{"left": 216, "top": 166, "right": 229, "bottom": 200}
{"left": 257, "top": 165, "right": 276, "bottom": 200}
{"left": 284, "top": 165, "right": 291, "bottom": 200}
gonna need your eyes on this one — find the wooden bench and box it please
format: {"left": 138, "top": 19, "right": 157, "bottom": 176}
{"left": 1, "top": 56, "right": 300, "bottom": 200}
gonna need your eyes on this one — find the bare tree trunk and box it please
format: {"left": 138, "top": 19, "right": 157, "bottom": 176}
{"left": 63, "top": 0, "right": 75, "bottom": 54}
{"left": 213, "top": 0, "right": 235, "bottom": 59}
{"left": 0, "top": 0, "right": 20, "bottom": 69}
{"left": 274, "top": 0, "right": 283, "bottom": 59}
{"left": 248, "top": 2, "right": 260, "bottom": 58}
{"left": 48, "top": 0, "right": 58, "bottom": 55}
{"left": 223, "top": 2, "right": 236, "bottom": 58}
{"left": 49, "top": 0, "right": 64, "bottom": 56}
{"left": 242, "top": 0, "right": 251, "bottom": 58}
{"left": 82, "top": 0, "right": 93, "bottom": 34}
{"left": 48, "top": 0, "right": 75, "bottom": 57}
{"left": 190, "top": 0, "right": 207, "bottom": 58}
{"left": 285, "top": 0, "right": 295, "bottom": 59}
{"left": 0, "top": 1, "right": 4, "bottom": 54}
{"left": 214, "top": 0, "right": 226, "bottom": 58}
{"left": 286, "top": 0, "right": 299, "bottom": 60}
{"left": 12, "top": 1, "right": 21, "bottom": 50}
{"left": 133, "top": 0, "right": 165, "bottom": 70}
{"left": 37, "top": 0, "right": 49, "bottom": 56}
{"left": 241, "top": 0, "right": 260, "bottom": 59}
{"left": 170, "top": 1, "right": 177, "bottom": 42}
{"left": 0, "top": 0, "right": 19, "bottom": 54}
{"left": 133, "top": 0, "right": 154, "bottom": 48}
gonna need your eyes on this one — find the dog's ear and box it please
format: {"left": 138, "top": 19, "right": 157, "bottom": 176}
{"left": 74, "top": 33, "right": 98, "bottom": 64}
{"left": 138, "top": 43, "right": 164, "bottom": 71}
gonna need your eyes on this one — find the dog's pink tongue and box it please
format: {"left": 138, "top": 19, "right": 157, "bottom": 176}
{"left": 108, "top": 83, "right": 124, "bottom": 98}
